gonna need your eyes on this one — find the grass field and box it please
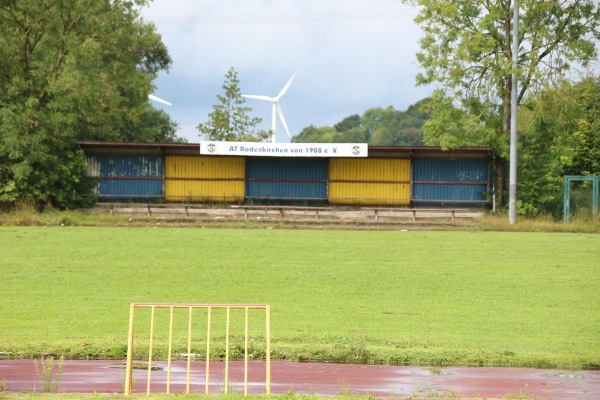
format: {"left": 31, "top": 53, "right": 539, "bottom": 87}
{"left": 1, "top": 226, "right": 598, "bottom": 370}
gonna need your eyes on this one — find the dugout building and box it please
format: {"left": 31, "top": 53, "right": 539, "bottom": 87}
{"left": 78, "top": 141, "right": 494, "bottom": 207}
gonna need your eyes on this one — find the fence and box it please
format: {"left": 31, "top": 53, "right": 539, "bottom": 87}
{"left": 124, "top": 303, "right": 271, "bottom": 395}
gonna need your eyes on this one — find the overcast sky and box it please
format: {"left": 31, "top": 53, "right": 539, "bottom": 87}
{"left": 141, "top": 0, "right": 434, "bottom": 143}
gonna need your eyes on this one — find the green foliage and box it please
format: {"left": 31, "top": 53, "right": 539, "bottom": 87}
{"left": 0, "top": 227, "right": 598, "bottom": 369}
{"left": 334, "top": 114, "right": 362, "bottom": 132}
{"left": 421, "top": 91, "right": 504, "bottom": 152}
{"left": 0, "top": 0, "right": 176, "bottom": 210}
{"left": 563, "top": 78, "right": 600, "bottom": 177}
{"left": 406, "top": 0, "right": 600, "bottom": 132}
{"left": 122, "top": 108, "right": 184, "bottom": 143}
{"left": 292, "top": 125, "right": 338, "bottom": 143}
{"left": 197, "top": 67, "right": 271, "bottom": 142}
{"left": 517, "top": 76, "right": 600, "bottom": 217}
{"left": 364, "top": 101, "right": 429, "bottom": 146}
{"left": 34, "top": 356, "right": 64, "bottom": 393}
{"left": 293, "top": 100, "right": 430, "bottom": 145}
{"left": 407, "top": 0, "right": 600, "bottom": 210}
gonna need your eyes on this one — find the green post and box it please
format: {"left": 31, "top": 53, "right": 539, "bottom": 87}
{"left": 593, "top": 177, "right": 599, "bottom": 221}
{"left": 563, "top": 177, "right": 570, "bottom": 223}
{"left": 563, "top": 176, "right": 599, "bottom": 223}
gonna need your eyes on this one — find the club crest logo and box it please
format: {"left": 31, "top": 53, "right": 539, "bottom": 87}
{"left": 352, "top": 146, "right": 361, "bottom": 156}
{"left": 207, "top": 143, "right": 216, "bottom": 153}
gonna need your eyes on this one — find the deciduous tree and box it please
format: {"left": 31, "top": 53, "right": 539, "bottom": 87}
{"left": 0, "top": 0, "right": 175, "bottom": 210}
{"left": 293, "top": 100, "right": 429, "bottom": 146}
{"left": 405, "top": 0, "right": 600, "bottom": 207}
{"left": 517, "top": 75, "right": 600, "bottom": 217}
{"left": 197, "top": 68, "right": 270, "bottom": 142}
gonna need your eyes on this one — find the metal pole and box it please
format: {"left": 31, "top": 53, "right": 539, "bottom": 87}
{"left": 205, "top": 307, "right": 211, "bottom": 394}
{"left": 186, "top": 307, "right": 193, "bottom": 394}
{"left": 225, "top": 307, "right": 230, "bottom": 394}
{"left": 509, "top": 0, "right": 519, "bottom": 224}
{"left": 124, "top": 304, "right": 136, "bottom": 395}
{"left": 265, "top": 305, "right": 271, "bottom": 395}
{"left": 563, "top": 176, "right": 571, "bottom": 223}
{"left": 167, "top": 306, "right": 174, "bottom": 394}
{"left": 147, "top": 306, "right": 155, "bottom": 395}
{"left": 244, "top": 307, "right": 249, "bottom": 396}
{"left": 593, "top": 176, "right": 599, "bottom": 221}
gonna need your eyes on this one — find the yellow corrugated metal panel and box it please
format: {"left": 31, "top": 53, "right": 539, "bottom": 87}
{"left": 328, "top": 183, "right": 410, "bottom": 205}
{"left": 165, "top": 156, "right": 245, "bottom": 179}
{"left": 165, "top": 156, "right": 245, "bottom": 202}
{"left": 165, "top": 180, "right": 245, "bottom": 202}
{"left": 329, "top": 158, "right": 411, "bottom": 205}
{"left": 329, "top": 158, "right": 411, "bottom": 181}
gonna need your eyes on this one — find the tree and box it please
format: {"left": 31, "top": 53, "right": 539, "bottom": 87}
{"left": 122, "top": 108, "right": 184, "bottom": 143}
{"left": 0, "top": 0, "right": 175, "bottom": 210}
{"left": 563, "top": 77, "right": 600, "bottom": 178}
{"left": 517, "top": 75, "right": 600, "bottom": 217}
{"left": 405, "top": 0, "right": 600, "bottom": 207}
{"left": 334, "top": 115, "right": 362, "bottom": 132}
{"left": 291, "top": 125, "right": 337, "bottom": 143}
{"left": 197, "top": 68, "right": 270, "bottom": 142}
{"left": 293, "top": 100, "right": 430, "bottom": 145}
{"left": 364, "top": 101, "right": 429, "bottom": 146}
{"left": 331, "top": 115, "right": 370, "bottom": 143}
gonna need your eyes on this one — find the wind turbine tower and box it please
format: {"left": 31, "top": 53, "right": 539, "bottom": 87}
{"left": 243, "top": 72, "right": 297, "bottom": 143}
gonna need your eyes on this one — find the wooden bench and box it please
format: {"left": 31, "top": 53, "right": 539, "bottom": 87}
{"left": 364, "top": 208, "right": 478, "bottom": 222}
{"left": 96, "top": 203, "right": 210, "bottom": 217}
{"left": 230, "top": 205, "right": 329, "bottom": 220}
{"left": 95, "top": 203, "right": 482, "bottom": 222}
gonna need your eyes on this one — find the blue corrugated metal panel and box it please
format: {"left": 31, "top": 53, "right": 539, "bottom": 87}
{"left": 86, "top": 155, "right": 164, "bottom": 200}
{"left": 413, "top": 159, "right": 488, "bottom": 182}
{"left": 96, "top": 179, "right": 163, "bottom": 201}
{"left": 412, "top": 184, "right": 489, "bottom": 205}
{"left": 412, "top": 159, "right": 489, "bottom": 205}
{"left": 88, "top": 155, "right": 163, "bottom": 177}
{"left": 245, "top": 158, "right": 328, "bottom": 201}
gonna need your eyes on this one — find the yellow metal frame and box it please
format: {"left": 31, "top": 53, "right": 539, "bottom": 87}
{"left": 124, "top": 303, "right": 271, "bottom": 396}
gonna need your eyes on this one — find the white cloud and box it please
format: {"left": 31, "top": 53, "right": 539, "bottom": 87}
{"left": 142, "top": 0, "right": 432, "bottom": 143}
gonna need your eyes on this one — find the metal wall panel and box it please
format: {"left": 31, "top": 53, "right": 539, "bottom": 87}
{"left": 245, "top": 158, "right": 328, "bottom": 201}
{"left": 412, "top": 159, "right": 489, "bottom": 205}
{"left": 96, "top": 180, "right": 163, "bottom": 201}
{"left": 164, "top": 156, "right": 245, "bottom": 202}
{"left": 86, "top": 155, "right": 163, "bottom": 177}
{"left": 86, "top": 155, "right": 163, "bottom": 200}
{"left": 328, "top": 158, "right": 411, "bottom": 205}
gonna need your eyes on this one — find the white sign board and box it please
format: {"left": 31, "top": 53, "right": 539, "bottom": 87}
{"left": 200, "top": 141, "right": 368, "bottom": 157}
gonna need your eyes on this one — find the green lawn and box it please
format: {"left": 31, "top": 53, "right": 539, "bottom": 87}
{"left": 1, "top": 227, "right": 598, "bottom": 369}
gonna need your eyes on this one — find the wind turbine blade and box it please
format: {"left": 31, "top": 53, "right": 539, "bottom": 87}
{"left": 277, "top": 104, "right": 291, "bottom": 137}
{"left": 242, "top": 94, "right": 274, "bottom": 102}
{"left": 148, "top": 94, "right": 172, "bottom": 106}
{"left": 276, "top": 71, "right": 297, "bottom": 100}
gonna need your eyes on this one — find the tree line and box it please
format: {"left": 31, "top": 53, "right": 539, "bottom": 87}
{"left": 1, "top": 0, "right": 599, "bottom": 219}
{"left": 291, "top": 99, "right": 430, "bottom": 146}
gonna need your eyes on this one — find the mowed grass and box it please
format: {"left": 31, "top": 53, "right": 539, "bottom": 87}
{"left": 0, "top": 226, "right": 598, "bottom": 369}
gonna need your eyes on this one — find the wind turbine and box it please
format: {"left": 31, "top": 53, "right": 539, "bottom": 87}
{"left": 148, "top": 94, "right": 172, "bottom": 106}
{"left": 242, "top": 72, "right": 297, "bottom": 143}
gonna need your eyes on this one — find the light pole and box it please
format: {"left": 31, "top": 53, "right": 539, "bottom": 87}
{"left": 509, "top": 0, "right": 519, "bottom": 224}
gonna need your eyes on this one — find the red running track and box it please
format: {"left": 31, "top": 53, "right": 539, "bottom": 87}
{"left": 1, "top": 360, "right": 599, "bottom": 399}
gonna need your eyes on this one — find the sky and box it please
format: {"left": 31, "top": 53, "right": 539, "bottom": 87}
{"left": 140, "top": 0, "right": 433, "bottom": 143}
